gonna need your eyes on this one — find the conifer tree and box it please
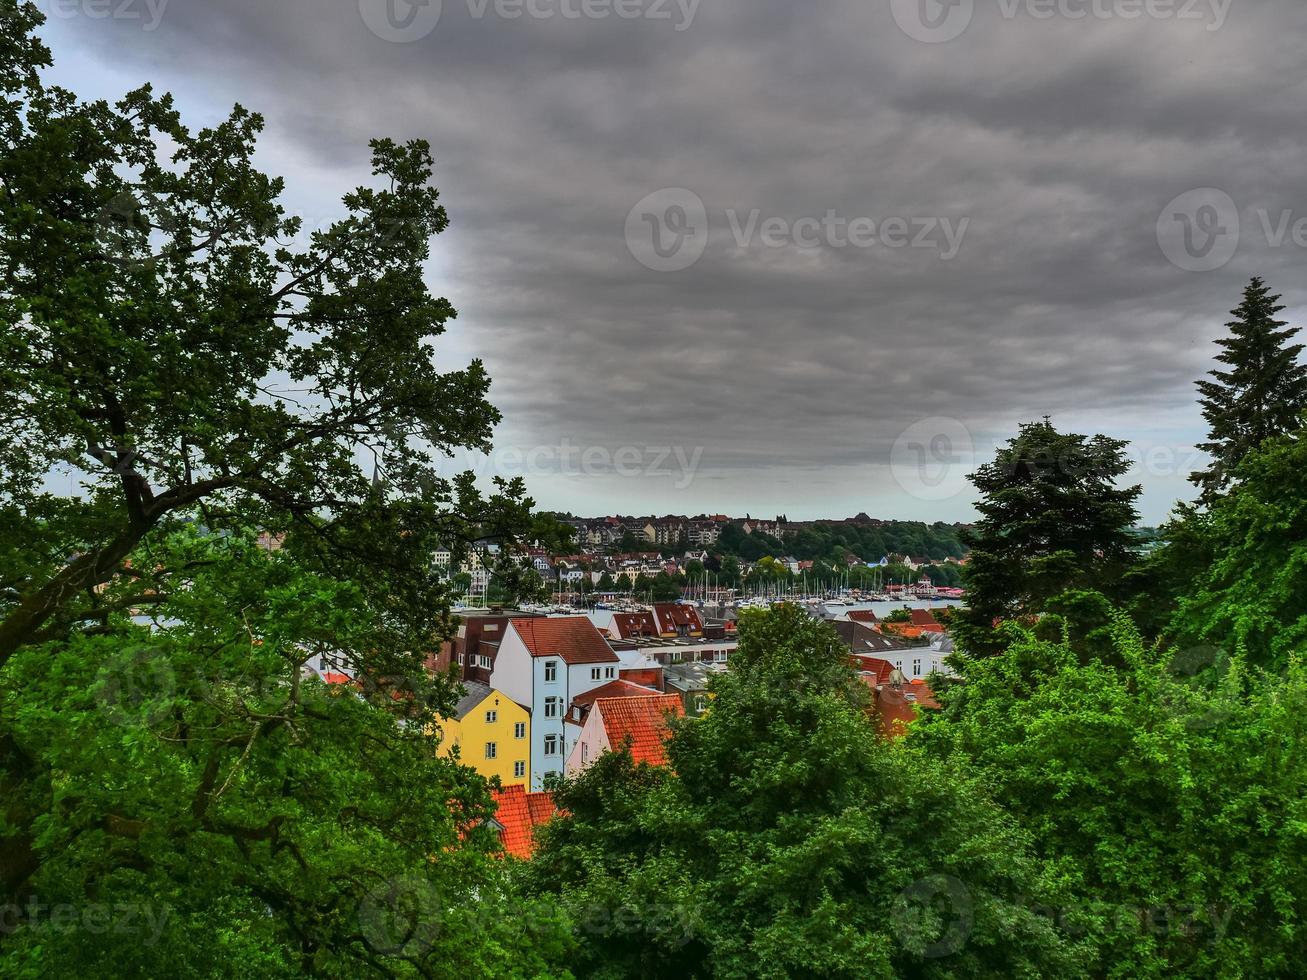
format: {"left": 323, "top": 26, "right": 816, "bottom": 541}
{"left": 956, "top": 419, "right": 1141, "bottom": 658}
{"left": 1192, "top": 277, "right": 1307, "bottom": 501}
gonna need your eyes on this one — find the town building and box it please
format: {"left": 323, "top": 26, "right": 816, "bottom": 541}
{"left": 488, "top": 617, "right": 622, "bottom": 789}
{"left": 565, "top": 693, "right": 684, "bottom": 774}
{"left": 651, "top": 603, "right": 704, "bottom": 638}
{"left": 488, "top": 785, "right": 556, "bottom": 859}
{"left": 436, "top": 682, "right": 531, "bottom": 786}
{"left": 662, "top": 661, "right": 727, "bottom": 717}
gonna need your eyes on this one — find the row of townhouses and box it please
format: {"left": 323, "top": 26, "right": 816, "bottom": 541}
{"left": 434, "top": 602, "right": 954, "bottom": 793}
{"left": 450, "top": 602, "right": 956, "bottom": 857}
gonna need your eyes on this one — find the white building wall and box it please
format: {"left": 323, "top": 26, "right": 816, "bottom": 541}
{"left": 491, "top": 622, "right": 622, "bottom": 790}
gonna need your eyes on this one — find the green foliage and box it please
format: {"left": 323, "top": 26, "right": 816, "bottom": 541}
{"left": 527, "top": 607, "right": 1081, "bottom": 978}
{"left": 0, "top": 9, "right": 565, "bottom": 973}
{"left": 1168, "top": 432, "right": 1307, "bottom": 672}
{"left": 956, "top": 419, "right": 1141, "bottom": 658}
{"left": 647, "top": 573, "right": 683, "bottom": 603}
{"left": 915, "top": 607, "right": 1307, "bottom": 977}
{"left": 714, "top": 520, "right": 965, "bottom": 566}
{"left": 1, "top": 530, "right": 572, "bottom": 976}
{"left": 0, "top": 2, "right": 537, "bottom": 664}
{"left": 1191, "top": 278, "right": 1307, "bottom": 502}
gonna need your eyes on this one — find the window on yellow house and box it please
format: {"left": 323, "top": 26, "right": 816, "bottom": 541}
{"left": 514, "top": 722, "right": 526, "bottom": 739}
{"left": 485, "top": 742, "right": 497, "bottom": 760}
{"left": 485, "top": 709, "right": 497, "bottom": 724}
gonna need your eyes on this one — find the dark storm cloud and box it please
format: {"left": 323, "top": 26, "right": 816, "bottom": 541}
{"left": 39, "top": 0, "right": 1307, "bottom": 520}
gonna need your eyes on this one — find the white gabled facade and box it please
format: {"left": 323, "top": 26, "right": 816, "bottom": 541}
{"left": 488, "top": 618, "right": 620, "bottom": 790}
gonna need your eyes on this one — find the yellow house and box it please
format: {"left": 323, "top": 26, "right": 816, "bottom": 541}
{"left": 437, "top": 681, "right": 531, "bottom": 786}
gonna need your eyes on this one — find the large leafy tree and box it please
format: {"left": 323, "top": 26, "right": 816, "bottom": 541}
{"left": 1191, "top": 277, "right": 1307, "bottom": 502}
{"left": 1, "top": 6, "right": 562, "bottom": 972}
{"left": 1168, "top": 429, "right": 1307, "bottom": 672}
{"left": 0, "top": 3, "right": 531, "bottom": 664}
{"left": 527, "top": 605, "right": 1082, "bottom": 978}
{"left": 914, "top": 609, "right": 1307, "bottom": 977}
{"left": 2, "top": 531, "right": 572, "bottom": 976}
{"left": 955, "top": 419, "right": 1141, "bottom": 658}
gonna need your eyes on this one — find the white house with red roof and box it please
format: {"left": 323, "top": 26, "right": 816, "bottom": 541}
{"left": 489, "top": 617, "right": 621, "bottom": 789}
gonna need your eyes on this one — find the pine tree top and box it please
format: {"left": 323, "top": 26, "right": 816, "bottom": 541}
{"left": 1191, "top": 278, "right": 1307, "bottom": 502}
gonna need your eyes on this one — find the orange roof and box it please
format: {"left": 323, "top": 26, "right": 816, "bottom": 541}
{"left": 879, "top": 623, "right": 929, "bottom": 639}
{"left": 854, "top": 655, "right": 896, "bottom": 684}
{"left": 571, "top": 679, "right": 661, "bottom": 710}
{"left": 510, "top": 617, "right": 618, "bottom": 666}
{"left": 909, "top": 609, "right": 943, "bottom": 629}
{"left": 489, "top": 785, "right": 557, "bottom": 859}
{"left": 595, "top": 694, "right": 684, "bottom": 766}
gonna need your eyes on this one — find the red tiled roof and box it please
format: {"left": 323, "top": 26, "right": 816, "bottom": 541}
{"left": 510, "top": 617, "right": 618, "bottom": 666}
{"left": 595, "top": 694, "right": 684, "bottom": 766}
{"left": 873, "top": 679, "right": 940, "bottom": 737}
{"left": 489, "top": 785, "right": 557, "bottom": 859}
{"left": 854, "top": 656, "right": 896, "bottom": 684}
{"left": 847, "top": 609, "right": 879, "bottom": 625}
{"left": 653, "top": 603, "right": 703, "bottom": 633}
{"left": 571, "top": 679, "right": 661, "bottom": 710}
{"left": 611, "top": 611, "right": 659, "bottom": 640}
{"left": 880, "top": 623, "right": 930, "bottom": 639}
{"left": 910, "top": 609, "right": 943, "bottom": 629}
{"left": 322, "top": 672, "right": 352, "bottom": 685}
{"left": 620, "top": 667, "right": 664, "bottom": 688}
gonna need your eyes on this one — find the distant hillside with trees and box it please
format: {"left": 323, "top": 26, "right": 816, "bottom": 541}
{"left": 715, "top": 519, "right": 967, "bottom": 564}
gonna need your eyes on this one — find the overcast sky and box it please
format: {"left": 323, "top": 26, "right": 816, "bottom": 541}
{"left": 37, "top": 0, "right": 1307, "bottom": 523}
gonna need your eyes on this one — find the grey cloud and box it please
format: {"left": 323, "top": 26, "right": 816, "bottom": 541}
{"left": 38, "top": 0, "right": 1307, "bottom": 522}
